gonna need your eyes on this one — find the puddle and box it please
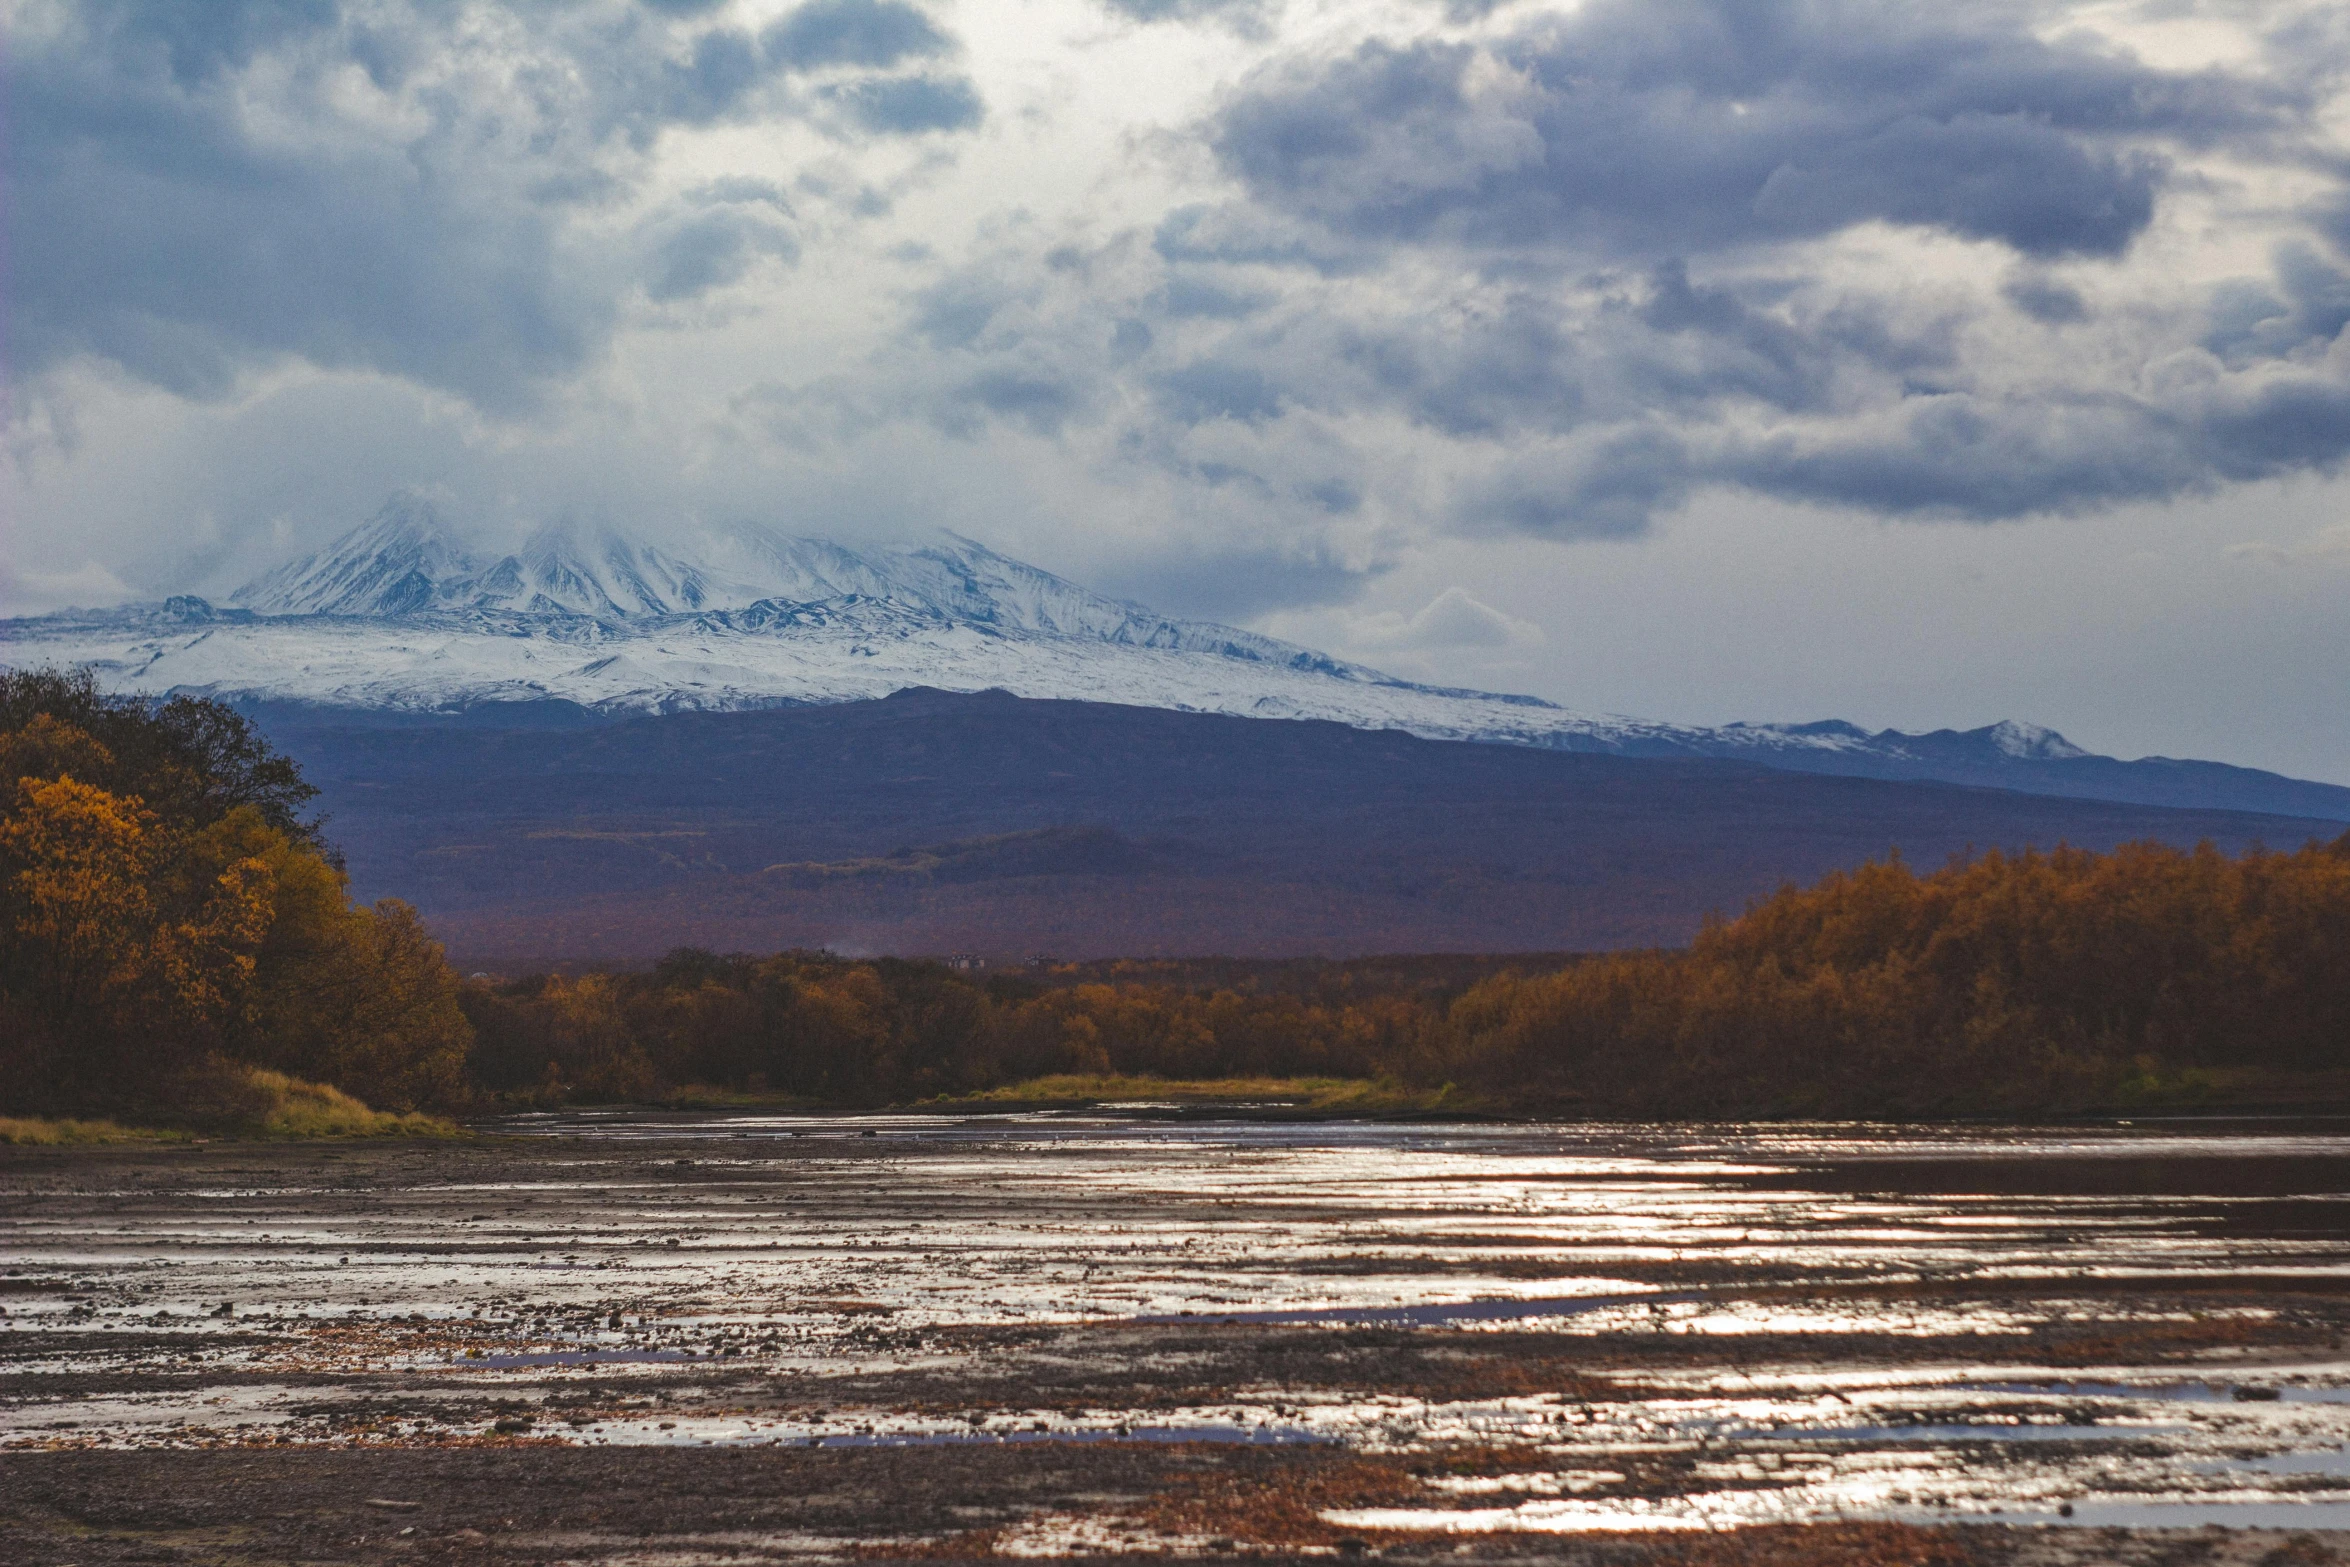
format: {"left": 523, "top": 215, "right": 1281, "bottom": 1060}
{"left": 460, "top": 1350, "right": 707, "bottom": 1367}
{"left": 1965, "top": 1379, "right": 2350, "bottom": 1405}
{"left": 1332, "top": 1497, "right": 2350, "bottom": 1535}
{"left": 1137, "top": 1288, "right": 1683, "bottom": 1328}
{"left": 2235, "top": 1449, "right": 2350, "bottom": 1475}
{"left": 2001, "top": 1500, "right": 2350, "bottom": 1529}
{"left": 1767, "top": 1423, "right": 2180, "bottom": 1443}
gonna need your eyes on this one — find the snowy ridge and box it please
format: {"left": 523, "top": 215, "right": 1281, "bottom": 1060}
{"left": 6, "top": 589, "right": 1689, "bottom": 749}
{"left": 227, "top": 498, "right": 1329, "bottom": 670}
{"left": 7, "top": 496, "right": 2347, "bottom": 819}
{"left": 20, "top": 495, "right": 1583, "bottom": 737}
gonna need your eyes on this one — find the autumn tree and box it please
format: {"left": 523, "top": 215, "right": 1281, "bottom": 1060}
{"left": 0, "top": 667, "right": 474, "bottom": 1121}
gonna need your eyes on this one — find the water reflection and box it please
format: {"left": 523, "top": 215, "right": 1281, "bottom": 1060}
{"left": 4, "top": 1113, "right": 2348, "bottom": 1534}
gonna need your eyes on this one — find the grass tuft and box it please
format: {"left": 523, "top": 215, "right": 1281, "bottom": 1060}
{"left": 0, "top": 1069, "right": 462, "bottom": 1144}
{"left": 0, "top": 1116, "right": 187, "bottom": 1146}
{"left": 931, "top": 1074, "right": 1473, "bottom": 1115}
{"left": 238, "top": 1070, "right": 463, "bottom": 1139}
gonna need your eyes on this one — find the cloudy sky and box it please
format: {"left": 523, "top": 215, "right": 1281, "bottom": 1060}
{"left": 7, "top": 0, "right": 2350, "bottom": 780}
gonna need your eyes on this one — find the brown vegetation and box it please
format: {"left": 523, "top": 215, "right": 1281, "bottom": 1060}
{"left": 1447, "top": 839, "right": 2350, "bottom": 1114}
{"left": 0, "top": 670, "right": 470, "bottom": 1126}
{"left": 459, "top": 951, "right": 1430, "bottom": 1104}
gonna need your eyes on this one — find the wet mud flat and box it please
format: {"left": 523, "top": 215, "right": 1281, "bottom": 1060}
{"left": 5, "top": 1114, "right": 2350, "bottom": 1564}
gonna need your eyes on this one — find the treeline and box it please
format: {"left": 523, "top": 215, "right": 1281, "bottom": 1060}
{"left": 467, "top": 838, "right": 2350, "bottom": 1115}
{"left": 8, "top": 664, "right": 2348, "bottom": 1123}
{"left": 1, "top": 670, "right": 470, "bottom": 1125}
{"left": 461, "top": 951, "right": 1435, "bottom": 1104}
{"left": 1445, "top": 839, "right": 2350, "bottom": 1114}
{"left": 1016, "top": 953, "right": 1585, "bottom": 1007}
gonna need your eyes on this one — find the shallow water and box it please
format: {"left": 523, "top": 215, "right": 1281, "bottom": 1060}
{"left": 6, "top": 1112, "right": 2350, "bottom": 1535}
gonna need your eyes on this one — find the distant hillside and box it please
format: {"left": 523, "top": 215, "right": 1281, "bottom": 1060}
{"left": 9, "top": 493, "right": 2346, "bottom": 820}
{"left": 244, "top": 689, "right": 2348, "bottom": 965}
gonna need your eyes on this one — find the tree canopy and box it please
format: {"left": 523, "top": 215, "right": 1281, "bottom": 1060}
{"left": 0, "top": 669, "right": 468, "bottom": 1122}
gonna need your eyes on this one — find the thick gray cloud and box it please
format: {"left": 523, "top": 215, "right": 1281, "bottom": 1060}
{"left": 13, "top": 0, "right": 2350, "bottom": 634}
{"left": 2204, "top": 243, "right": 2350, "bottom": 365}
{"left": 764, "top": 0, "right": 952, "bottom": 71}
{"left": 645, "top": 185, "right": 803, "bottom": 303}
{"left": 2002, "top": 272, "right": 2090, "bottom": 325}
{"left": 1210, "top": 0, "right": 2279, "bottom": 262}
{"left": 825, "top": 74, "right": 984, "bottom": 135}
{"left": 1463, "top": 430, "right": 1696, "bottom": 538}
{"left": 1154, "top": 361, "right": 1284, "bottom": 425}
{"left": 1097, "top": 0, "right": 1273, "bottom": 33}
{"left": 849, "top": 0, "right": 2350, "bottom": 540}
{"left": 72, "top": 0, "right": 345, "bottom": 85}
{"left": 5, "top": 0, "right": 982, "bottom": 410}
{"left": 10, "top": 2, "right": 594, "bottom": 406}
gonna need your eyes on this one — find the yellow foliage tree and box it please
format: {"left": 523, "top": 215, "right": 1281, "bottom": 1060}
{"left": 2, "top": 774, "right": 162, "bottom": 1021}
{"left": 2, "top": 688, "right": 477, "bottom": 1122}
{"left": 1, "top": 772, "right": 275, "bottom": 1109}
{"left": 185, "top": 806, "right": 471, "bottom": 1112}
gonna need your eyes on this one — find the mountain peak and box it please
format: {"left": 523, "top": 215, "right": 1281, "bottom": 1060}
{"left": 221, "top": 503, "right": 1322, "bottom": 666}
{"left": 1985, "top": 719, "right": 2088, "bottom": 761}
{"left": 494, "top": 522, "right": 738, "bottom": 618}
{"left": 231, "top": 493, "right": 481, "bottom": 616}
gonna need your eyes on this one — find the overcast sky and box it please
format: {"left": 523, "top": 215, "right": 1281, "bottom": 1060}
{"left": 6, "top": 0, "right": 2350, "bottom": 780}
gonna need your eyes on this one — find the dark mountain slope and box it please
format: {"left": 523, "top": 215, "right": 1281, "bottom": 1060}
{"left": 246, "top": 689, "right": 2347, "bottom": 965}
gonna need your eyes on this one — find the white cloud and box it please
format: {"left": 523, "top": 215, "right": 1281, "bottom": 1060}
{"left": 0, "top": 559, "right": 135, "bottom": 618}
{"left": 2227, "top": 521, "right": 2350, "bottom": 566}
{"left": 1348, "top": 585, "right": 1540, "bottom": 651}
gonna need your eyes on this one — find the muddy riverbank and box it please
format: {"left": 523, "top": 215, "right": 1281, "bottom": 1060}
{"left": 5, "top": 1115, "right": 2349, "bottom": 1563}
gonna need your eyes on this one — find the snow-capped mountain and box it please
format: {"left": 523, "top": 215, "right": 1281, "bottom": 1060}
{"left": 9, "top": 495, "right": 1576, "bottom": 733}
{"left": 226, "top": 497, "right": 1316, "bottom": 665}
{"left": 7, "top": 496, "right": 2349, "bottom": 821}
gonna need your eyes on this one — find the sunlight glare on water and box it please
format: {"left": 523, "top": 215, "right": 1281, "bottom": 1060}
{"left": 6, "top": 1113, "right": 2350, "bottom": 1532}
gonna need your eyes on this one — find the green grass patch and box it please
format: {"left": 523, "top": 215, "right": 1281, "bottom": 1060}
{"left": 239, "top": 1070, "right": 464, "bottom": 1138}
{"left": 2104, "top": 1063, "right": 2350, "bottom": 1113}
{"left": 0, "top": 1070, "right": 463, "bottom": 1144}
{"left": 928, "top": 1073, "right": 1476, "bottom": 1115}
{"left": 655, "top": 1084, "right": 828, "bottom": 1112}
{"left": 0, "top": 1116, "right": 189, "bottom": 1146}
